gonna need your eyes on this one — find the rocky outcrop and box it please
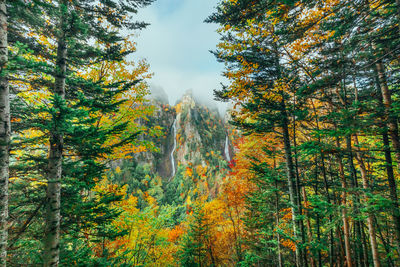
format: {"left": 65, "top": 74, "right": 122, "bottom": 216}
{"left": 173, "top": 91, "right": 227, "bottom": 168}
{"left": 136, "top": 90, "right": 233, "bottom": 180}
{"left": 133, "top": 98, "right": 176, "bottom": 177}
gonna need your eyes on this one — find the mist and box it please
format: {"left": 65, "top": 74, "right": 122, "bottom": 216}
{"left": 133, "top": 0, "right": 228, "bottom": 115}
{"left": 149, "top": 84, "right": 229, "bottom": 116}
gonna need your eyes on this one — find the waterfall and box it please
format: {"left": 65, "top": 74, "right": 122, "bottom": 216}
{"left": 170, "top": 118, "right": 177, "bottom": 178}
{"left": 225, "top": 135, "right": 231, "bottom": 162}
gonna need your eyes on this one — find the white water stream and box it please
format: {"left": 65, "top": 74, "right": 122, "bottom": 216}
{"left": 225, "top": 135, "right": 231, "bottom": 162}
{"left": 170, "top": 119, "right": 177, "bottom": 178}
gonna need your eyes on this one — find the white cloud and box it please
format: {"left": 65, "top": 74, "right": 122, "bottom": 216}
{"left": 130, "top": 0, "right": 227, "bottom": 111}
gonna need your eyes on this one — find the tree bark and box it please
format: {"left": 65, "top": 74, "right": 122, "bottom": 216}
{"left": 292, "top": 104, "right": 308, "bottom": 267}
{"left": 336, "top": 138, "right": 352, "bottom": 267}
{"left": 44, "top": 4, "right": 67, "bottom": 266}
{"left": 382, "top": 131, "right": 400, "bottom": 253}
{"left": 346, "top": 136, "right": 366, "bottom": 267}
{"left": 375, "top": 61, "right": 400, "bottom": 166}
{"left": 0, "top": 1, "right": 9, "bottom": 266}
{"left": 320, "top": 153, "right": 335, "bottom": 267}
{"left": 312, "top": 178, "right": 322, "bottom": 267}
{"left": 375, "top": 216, "right": 395, "bottom": 267}
{"left": 312, "top": 98, "right": 334, "bottom": 266}
{"left": 281, "top": 105, "right": 302, "bottom": 267}
{"left": 273, "top": 44, "right": 303, "bottom": 266}
{"left": 353, "top": 135, "right": 380, "bottom": 267}
{"left": 373, "top": 67, "right": 400, "bottom": 254}
{"left": 275, "top": 178, "right": 283, "bottom": 267}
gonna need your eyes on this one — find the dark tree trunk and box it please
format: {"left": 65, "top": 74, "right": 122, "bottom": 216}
{"left": 375, "top": 61, "right": 400, "bottom": 166}
{"left": 281, "top": 109, "right": 302, "bottom": 267}
{"left": 373, "top": 66, "right": 400, "bottom": 254}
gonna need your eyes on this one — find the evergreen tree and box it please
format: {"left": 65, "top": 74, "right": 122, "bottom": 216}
{"left": 8, "top": 0, "right": 154, "bottom": 265}
{"left": 208, "top": 0, "right": 400, "bottom": 266}
{"left": 179, "top": 204, "right": 216, "bottom": 267}
{"left": 243, "top": 160, "right": 289, "bottom": 266}
{"left": 207, "top": 2, "right": 308, "bottom": 265}
{"left": 0, "top": 1, "right": 8, "bottom": 265}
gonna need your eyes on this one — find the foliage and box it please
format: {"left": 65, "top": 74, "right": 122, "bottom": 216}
{"left": 5, "top": 0, "right": 400, "bottom": 266}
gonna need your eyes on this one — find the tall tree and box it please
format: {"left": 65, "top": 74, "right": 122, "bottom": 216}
{"left": 0, "top": 0, "right": 8, "bottom": 265}
{"left": 6, "top": 0, "right": 154, "bottom": 265}
{"left": 43, "top": 2, "right": 67, "bottom": 264}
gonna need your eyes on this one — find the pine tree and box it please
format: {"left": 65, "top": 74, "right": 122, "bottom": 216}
{"left": 0, "top": 1, "right": 8, "bottom": 265}
{"left": 207, "top": 2, "right": 308, "bottom": 265}
{"left": 179, "top": 204, "right": 215, "bottom": 267}
{"left": 7, "top": 0, "right": 154, "bottom": 265}
{"left": 208, "top": 0, "right": 400, "bottom": 266}
{"left": 243, "top": 160, "right": 289, "bottom": 266}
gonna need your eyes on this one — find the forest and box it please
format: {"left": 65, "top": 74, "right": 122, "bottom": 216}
{"left": 1, "top": 0, "right": 400, "bottom": 266}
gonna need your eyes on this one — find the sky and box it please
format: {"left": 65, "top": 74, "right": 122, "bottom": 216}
{"left": 133, "top": 0, "right": 227, "bottom": 109}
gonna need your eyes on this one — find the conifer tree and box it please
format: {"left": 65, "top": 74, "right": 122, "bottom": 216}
{"left": 179, "top": 205, "right": 215, "bottom": 267}
{"left": 244, "top": 160, "right": 288, "bottom": 266}
{"left": 207, "top": 2, "right": 308, "bottom": 265}
{"left": 208, "top": 0, "right": 400, "bottom": 266}
{"left": 0, "top": 1, "right": 8, "bottom": 265}
{"left": 7, "top": 0, "right": 154, "bottom": 265}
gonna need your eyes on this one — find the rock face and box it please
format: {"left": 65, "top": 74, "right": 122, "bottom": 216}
{"left": 137, "top": 90, "right": 233, "bottom": 180}
{"left": 174, "top": 91, "right": 229, "bottom": 173}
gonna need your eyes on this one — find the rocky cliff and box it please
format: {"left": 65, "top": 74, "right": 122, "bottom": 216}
{"left": 110, "top": 89, "right": 236, "bottom": 206}
{"left": 136, "top": 90, "right": 233, "bottom": 180}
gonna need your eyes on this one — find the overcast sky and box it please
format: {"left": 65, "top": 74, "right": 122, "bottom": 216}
{"left": 133, "top": 0, "right": 227, "bottom": 109}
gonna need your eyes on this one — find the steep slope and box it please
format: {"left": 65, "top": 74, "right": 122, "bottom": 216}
{"left": 110, "top": 90, "right": 235, "bottom": 208}
{"left": 137, "top": 90, "right": 233, "bottom": 179}
{"left": 172, "top": 92, "right": 227, "bottom": 172}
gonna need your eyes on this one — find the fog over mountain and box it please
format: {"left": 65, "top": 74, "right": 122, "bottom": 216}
{"left": 149, "top": 85, "right": 169, "bottom": 104}
{"left": 134, "top": 0, "right": 228, "bottom": 113}
{"left": 149, "top": 86, "right": 224, "bottom": 116}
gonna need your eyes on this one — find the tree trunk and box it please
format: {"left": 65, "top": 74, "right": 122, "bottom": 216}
{"left": 313, "top": 179, "right": 322, "bottom": 267}
{"left": 346, "top": 136, "right": 365, "bottom": 267}
{"left": 274, "top": 44, "right": 303, "bottom": 266}
{"left": 0, "top": 1, "right": 9, "bottom": 265}
{"left": 336, "top": 138, "right": 352, "bottom": 267}
{"left": 375, "top": 216, "right": 395, "bottom": 267}
{"left": 375, "top": 61, "right": 400, "bottom": 166}
{"left": 382, "top": 131, "right": 400, "bottom": 254}
{"left": 361, "top": 224, "right": 370, "bottom": 267}
{"left": 281, "top": 105, "right": 302, "bottom": 267}
{"left": 373, "top": 67, "right": 400, "bottom": 254}
{"left": 302, "top": 186, "right": 316, "bottom": 267}
{"left": 43, "top": 8, "right": 67, "bottom": 266}
{"left": 276, "top": 178, "right": 283, "bottom": 267}
{"left": 311, "top": 99, "right": 335, "bottom": 266}
{"left": 292, "top": 105, "right": 308, "bottom": 267}
{"left": 320, "top": 153, "right": 335, "bottom": 267}
{"left": 353, "top": 135, "right": 380, "bottom": 267}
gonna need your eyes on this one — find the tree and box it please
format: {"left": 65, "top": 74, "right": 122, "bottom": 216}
{"left": 208, "top": 0, "right": 400, "bottom": 266}
{"left": 207, "top": 2, "right": 307, "bottom": 265}
{"left": 7, "top": 0, "right": 155, "bottom": 265}
{"left": 179, "top": 204, "right": 216, "bottom": 267}
{"left": 0, "top": 1, "right": 9, "bottom": 265}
